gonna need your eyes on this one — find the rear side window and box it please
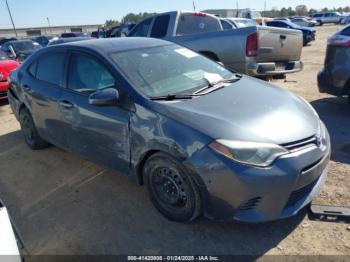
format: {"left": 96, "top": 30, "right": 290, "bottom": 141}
{"left": 36, "top": 52, "right": 66, "bottom": 86}
{"left": 176, "top": 13, "right": 222, "bottom": 36}
{"left": 129, "top": 18, "right": 152, "bottom": 37}
{"left": 341, "top": 26, "right": 350, "bottom": 36}
{"left": 221, "top": 20, "right": 233, "bottom": 30}
{"left": 151, "top": 15, "right": 170, "bottom": 38}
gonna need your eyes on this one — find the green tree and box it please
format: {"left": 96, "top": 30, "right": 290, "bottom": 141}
{"left": 105, "top": 19, "right": 119, "bottom": 29}
{"left": 122, "top": 12, "right": 156, "bottom": 24}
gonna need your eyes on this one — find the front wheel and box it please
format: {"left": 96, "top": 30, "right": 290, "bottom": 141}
{"left": 19, "top": 108, "right": 49, "bottom": 150}
{"left": 144, "top": 153, "right": 202, "bottom": 222}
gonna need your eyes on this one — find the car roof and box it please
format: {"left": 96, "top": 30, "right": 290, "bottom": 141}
{"left": 51, "top": 37, "right": 172, "bottom": 54}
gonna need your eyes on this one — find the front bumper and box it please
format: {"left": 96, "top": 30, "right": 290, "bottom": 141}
{"left": 247, "top": 61, "right": 303, "bottom": 76}
{"left": 0, "top": 81, "right": 9, "bottom": 100}
{"left": 189, "top": 126, "right": 330, "bottom": 223}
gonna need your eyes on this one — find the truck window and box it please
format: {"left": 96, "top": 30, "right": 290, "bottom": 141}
{"left": 151, "top": 15, "right": 170, "bottom": 38}
{"left": 129, "top": 18, "right": 153, "bottom": 37}
{"left": 176, "top": 13, "right": 222, "bottom": 36}
{"left": 221, "top": 20, "right": 234, "bottom": 30}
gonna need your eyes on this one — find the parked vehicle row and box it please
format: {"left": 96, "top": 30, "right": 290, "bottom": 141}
{"left": 127, "top": 11, "right": 304, "bottom": 78}
{"left": 7, "top": 38, "right": 330, "bottom": 223}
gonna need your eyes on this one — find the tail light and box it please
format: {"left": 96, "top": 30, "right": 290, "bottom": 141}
{"left": 328, "top": 36, "right": 350, "bottom": 47}
{"left": 246, "top": 32, "right": 259, "bottom": 57}
{"left": 194, "top": 12, "right": 207, "bottom": 17}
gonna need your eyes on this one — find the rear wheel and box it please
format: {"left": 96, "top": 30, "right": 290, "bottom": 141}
{"left": 19, "top": 108, "right": 49, "bottom": 150}
{"left": 143, "top": 153, "right": 202, "bottom": 222}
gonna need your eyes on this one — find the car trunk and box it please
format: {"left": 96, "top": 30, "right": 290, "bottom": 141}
{"left": 256, "top": 26, "right": 303, "bottom": 62}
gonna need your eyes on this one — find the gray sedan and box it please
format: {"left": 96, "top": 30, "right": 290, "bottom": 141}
{"left": 8, "top": 38, "right": 330, "bottom": 223}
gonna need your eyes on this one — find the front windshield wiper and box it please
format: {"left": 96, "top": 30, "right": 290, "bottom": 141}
{"left": 193, "top": 74, "right": 242, "bottom": 95}
{"left": 150, "top": 94, "right": 198, "bottom": 101}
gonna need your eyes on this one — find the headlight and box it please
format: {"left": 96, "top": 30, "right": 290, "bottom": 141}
{"left": 209, "top": 140, "right": 289, "bottom": 167}
{"left": 0, "top": 72, "right": 4, "bottom": 81}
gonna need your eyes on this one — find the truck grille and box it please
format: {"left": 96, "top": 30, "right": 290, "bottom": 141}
{"left": 281, "top": 135, "right": 319, "bottom": 151}
{"left": 0, "top": 91, "right": 7, "bottom": 98}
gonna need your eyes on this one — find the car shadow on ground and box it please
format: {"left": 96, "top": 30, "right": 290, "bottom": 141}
{"left": 311, "top": 97, "right": 350, "bottom": 165}
{"left": 0, "top": 130, "right": 305, "bottom": 257}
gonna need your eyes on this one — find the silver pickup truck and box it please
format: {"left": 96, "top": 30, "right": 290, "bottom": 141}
{"left": 128, "top": 11, "right": 304, "bottom": 77}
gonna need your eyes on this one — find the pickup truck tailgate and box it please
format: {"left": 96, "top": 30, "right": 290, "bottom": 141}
{"left": 257, "top": 26, "right": 303, "bottom": 62}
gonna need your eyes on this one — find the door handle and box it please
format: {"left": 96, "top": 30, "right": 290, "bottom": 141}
{"left": 280, "top": 35, "right": 287, "bottom": 40}
{"left": 59, "top": 100, "right": 74, "bottom": 109}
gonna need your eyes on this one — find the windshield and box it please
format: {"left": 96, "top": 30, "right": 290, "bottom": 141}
{"left": 12, "top": 41, "right": 41, "bottom": 52}
{"left": 234, "top": 19, "right": 258, "bottom": 28}
{"left": 110, "top": 44, "right": 235, "bottom": 97}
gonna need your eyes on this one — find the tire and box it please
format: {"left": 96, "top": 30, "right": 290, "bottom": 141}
{"left": 317, "top": 21, "right": 323, "bottom": 26}
{"left": 19, "top": 108, "right": 49, "bottom": 150}
{"left": 143, "top": 152, "right": 202, "bottom": 222}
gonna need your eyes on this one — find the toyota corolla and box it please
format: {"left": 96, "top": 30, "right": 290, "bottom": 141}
{"left": 7, "top": 38, "right": 330, "bottom": 222}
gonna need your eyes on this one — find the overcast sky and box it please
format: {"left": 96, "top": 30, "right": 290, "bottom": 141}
{"left": 1, "top": 0, "right": 349, "bottom": 28}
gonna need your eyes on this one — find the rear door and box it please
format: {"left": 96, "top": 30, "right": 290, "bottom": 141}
{"left": 259, "top": 22, "right": 303, "bottom": 62}
{"left": 59, "top": 51, "right": 131, "bottom": 174}
{"left": 21, "top": 50, "right": 68, "bottom": 147}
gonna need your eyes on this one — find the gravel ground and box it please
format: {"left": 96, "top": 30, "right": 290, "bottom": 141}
{"left": 0, "top": 25, "right": 349, "bottom": 258}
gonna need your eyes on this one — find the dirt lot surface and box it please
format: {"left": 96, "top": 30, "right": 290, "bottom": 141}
{"left": 0, "top": 25, "right": 349, "bottom": 258}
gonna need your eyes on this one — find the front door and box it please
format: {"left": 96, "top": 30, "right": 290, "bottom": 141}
{"left": 59, "top": 51, "right": 131, "bottom": 174}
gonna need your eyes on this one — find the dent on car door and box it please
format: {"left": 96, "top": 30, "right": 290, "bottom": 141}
{"left": 23, "top": 51, "right": 68, "bottom": 147}
{"left": 60, "top": 52, "right": 131, "bottom": 174}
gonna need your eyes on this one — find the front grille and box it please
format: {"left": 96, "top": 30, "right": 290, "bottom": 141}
{"left": 285, "top": 179, "right": 318, "bottom": 207}
{"left": 238, "top": 197, "right": 262, "bottom": 211}
{"left": 281, "top": 135, "right": 318, "bottom": 151}
{"left": 0, "top": 90, "right": 7, "bottom": 98}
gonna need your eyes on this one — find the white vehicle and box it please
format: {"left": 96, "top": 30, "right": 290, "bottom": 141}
{"left": 0, "top": 204, "right": 21, "bottom": 261}
{"left": 312, "top": 12, "right": 341, "bottom": 25}
{"left": 291, "top": 17, "right": 317, "bottom": 27}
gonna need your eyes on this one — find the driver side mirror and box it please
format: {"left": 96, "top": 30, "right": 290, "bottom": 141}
{"left": 88, "top": 88, "right": 119, "bottom": 106}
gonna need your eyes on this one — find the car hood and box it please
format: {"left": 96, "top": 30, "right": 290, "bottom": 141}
{"left": 299, "top": 26, "right": 316, "bottom": 32}
{"left": 153, "top": 76, "right": 320, "bottom": 145}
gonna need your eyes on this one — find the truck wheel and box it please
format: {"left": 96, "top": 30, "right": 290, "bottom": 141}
{"left": 19, "top": 108, "right": 49, "bottom": 150}
{"left": 143, "top": 152, "right": 202, "bottom": 222}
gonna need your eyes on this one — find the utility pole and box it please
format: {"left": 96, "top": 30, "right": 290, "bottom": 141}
{"left": 264, "top": 0, "right": 267, "bottom": 11}
{"left": 47, "top": 17, "right": 52, "bottom": 34}
{"left": 236, "top": 1, "right": 239, "bottom": 10}
{"left": 193, "top": 1, "right": 196, "bottom": 11}
{"left": 5, "top": 0, "right": 17, "bottom": 37}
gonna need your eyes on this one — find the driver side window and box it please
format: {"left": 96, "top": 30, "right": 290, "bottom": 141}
{"left": 68, "top": 53, "right": 115, "bottom": 93}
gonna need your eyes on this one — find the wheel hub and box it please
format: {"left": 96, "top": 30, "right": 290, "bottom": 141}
{"left": 153, "top": 167, "right": 187, "bottom": 207}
